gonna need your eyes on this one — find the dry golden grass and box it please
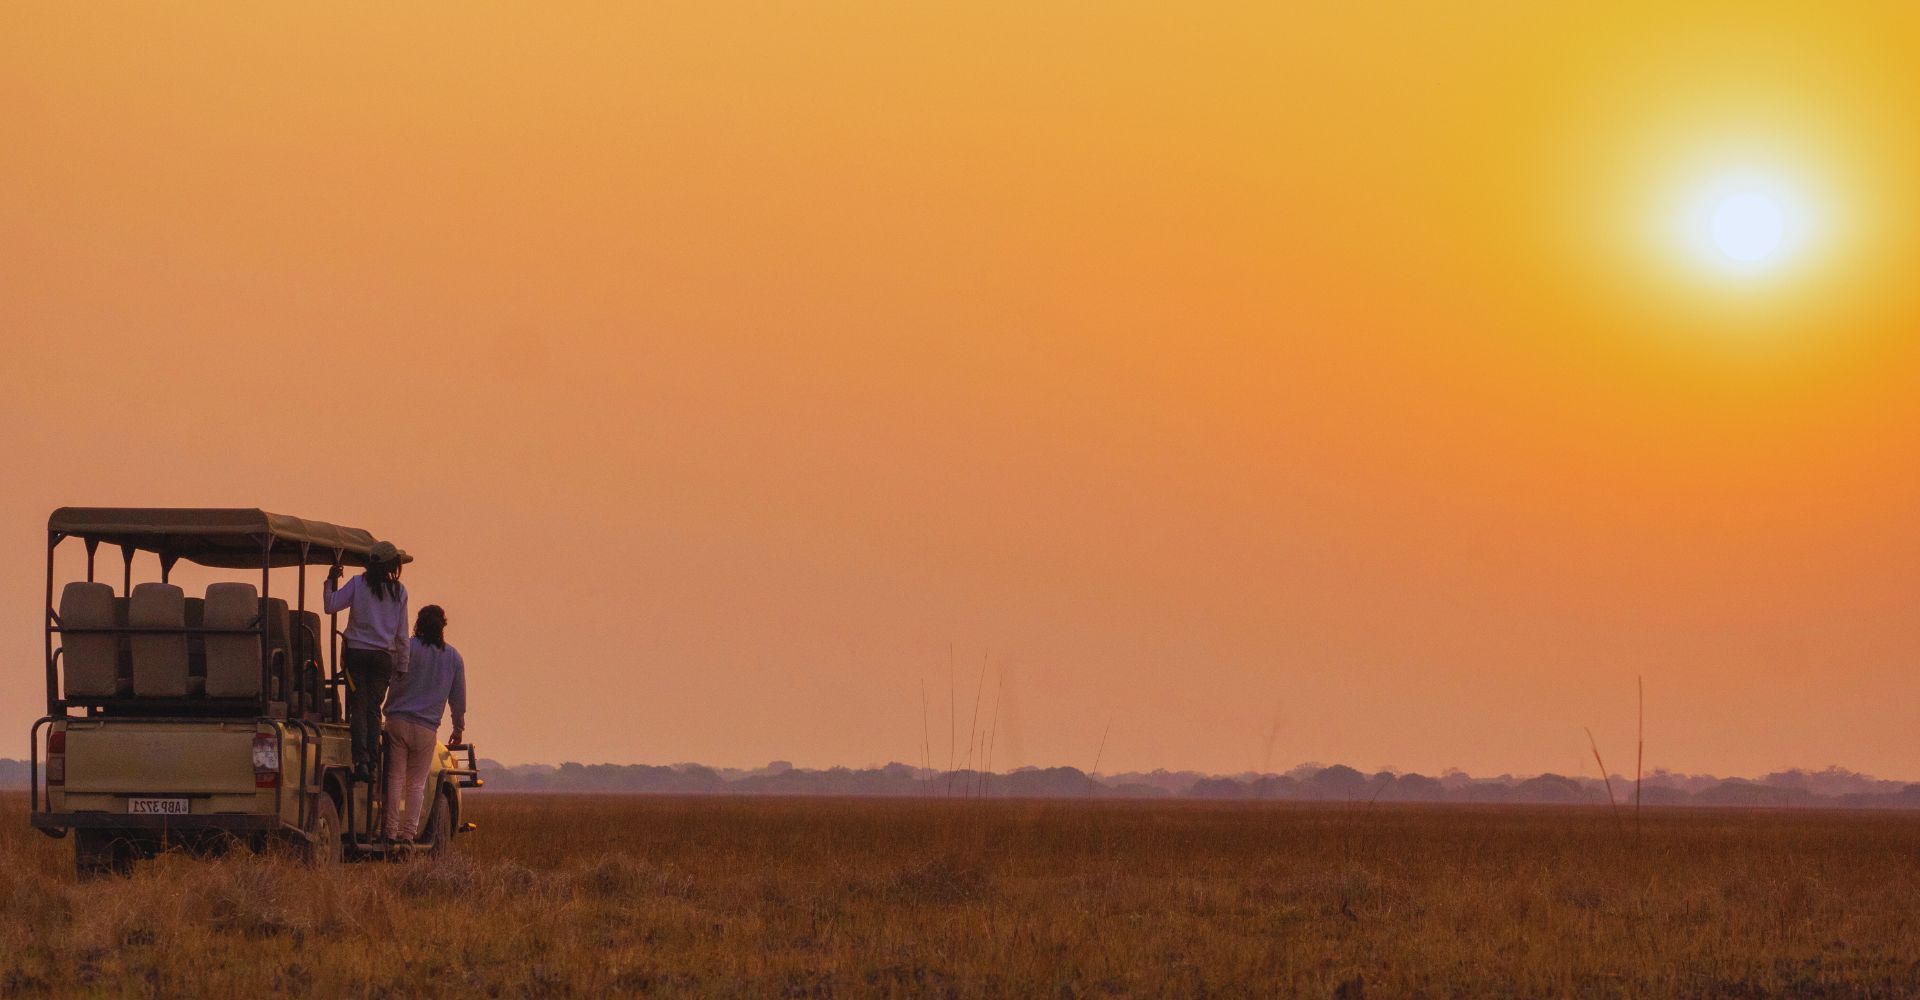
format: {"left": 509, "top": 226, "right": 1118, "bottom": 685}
{"left": 6, "top": 792, "right": 1920, "bottom": 997}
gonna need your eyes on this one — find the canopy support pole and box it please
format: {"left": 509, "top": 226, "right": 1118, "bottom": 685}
{"left": 328, "top": 548, "right": 343, "bottom": 698}
{"left": 259, "top": 534, "right": 272, "bottom": 714}
{"left": 46, "top": 532, "right": 64, "bottom": 717}
{"left": 298, "top": 543, "right": 310, "bottom": 718}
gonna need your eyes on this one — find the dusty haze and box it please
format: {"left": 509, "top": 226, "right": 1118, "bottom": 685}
{"left": 6, "top": 5, "right": 1920, "bottom": 779}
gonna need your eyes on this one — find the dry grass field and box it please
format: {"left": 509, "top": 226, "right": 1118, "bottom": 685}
{"left": 5, "top": 793, "right": 1920, "bottom": 997}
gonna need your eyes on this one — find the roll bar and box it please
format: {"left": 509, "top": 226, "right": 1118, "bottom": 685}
{"left": 43, "top": 509, "right": 395, "bottom": 721}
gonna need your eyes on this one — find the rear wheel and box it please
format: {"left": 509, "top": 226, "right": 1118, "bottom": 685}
{"left": 419, "top": 787, "right": 453, "bottom": 857}
{"left": 303, "top": 795, "right": 344, "bottom": 866}
{"left": 74, "top": 830, "right": 133, "bottom": 880}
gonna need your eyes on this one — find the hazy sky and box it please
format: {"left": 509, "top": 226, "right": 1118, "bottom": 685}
{"left": 8, "top": 4, "right": 1920, "bottom": 779}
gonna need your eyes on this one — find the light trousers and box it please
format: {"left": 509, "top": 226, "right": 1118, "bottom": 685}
{"left": 383, "top": 716, "right": 438, "bottom": 840}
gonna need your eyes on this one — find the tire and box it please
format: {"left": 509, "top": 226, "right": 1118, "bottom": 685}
{"left": 74, "top": 829, "right": 132, "bottom": 880}
{"left": 303, "top": 795, "right": 345, "bottom": 867}
{"left": 418, "top": 787, "right": 453, "bottom": 858}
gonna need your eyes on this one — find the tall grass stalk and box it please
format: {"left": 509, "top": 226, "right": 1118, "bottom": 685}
{"left": 920, "top": 677, "right": 934, "bottom": 796}
{"left": 1585, "top": 727, "right": 1624, "bottom": 837}
{"left": 982, "top": 669, "right": 1004, "bottom": 798}
{"left": 964, "top": 653, "right": 987, "bottom": 796}
{"left": 1635, "top": 676, "right": 1645, "bottom": 839}
{"left": 947, "top": 643, "right": 957, "bottom": 797}
{"left": 1258, "top": 712, "right": 1282, "bottom": 802}
{"left": 1088, "top": 718, "right": 1112, "bottom": 796}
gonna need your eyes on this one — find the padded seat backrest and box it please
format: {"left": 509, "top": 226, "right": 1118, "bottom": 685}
{"left": 288, "top": 610, "right": 323, "bottom": 670}
{"left": 260, "top": 598, "right": 290, "bottom": 701}
{"left": 204, "top": 583, "right": 262, "bottom": 698}
{"left": 59, "top": 582, "right": 118, "bottom": 698}
{"left": 260, "top": 598, "right": 290, "bottom": 656}
{"left": 184, "top": 597, "right": 207, "bottom": 696}
{"left": 287, "top": 609, "right": 329, "bottom": 717}
{"left": 286, "top": 608, "right": 323, "bottom": 716}
{"left": 130, "top": 583, "right": 189, "bottom": 697}
{"left": 113, "top": 598, "right": 133, "bottom": 696}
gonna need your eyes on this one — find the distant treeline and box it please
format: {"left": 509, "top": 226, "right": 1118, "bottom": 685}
{"left": 7, "top": 757, "right": 1917, "bottom": 808}
{"left": 438, "top": 760, "right": 1920, "bottom": 808}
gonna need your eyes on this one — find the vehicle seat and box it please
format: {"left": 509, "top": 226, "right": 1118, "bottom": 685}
{"left": 113, "top": 598, "right": 134, "bottom": 696}
{"left": 259, "top": 597, "right": 290, "bottom": 701}
{"left": 288, "top": 610, "right": 323, "bottom": 672}
{"left": 204, "top": 583, "right": 262, "bottom": 698}
{"left": 59, "top": 582, "right": 119, "bottom": 698}
{"left": 185, "top": 597, "right": 207, "bottom": 697}
{"left": 129, "top": 582, "right": 189, "bottom": 697}
{"left": 288, "top": 609, "right": 325, "bottom": 713}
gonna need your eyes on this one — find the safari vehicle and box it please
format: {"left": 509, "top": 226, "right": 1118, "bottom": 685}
{"left": 28, "top": 508, "right": 481, "bottom": 877}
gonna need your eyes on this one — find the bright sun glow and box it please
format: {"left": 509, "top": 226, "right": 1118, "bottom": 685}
{"left": 1710, "top": 192, "right": 1785, "bottom": 263}
{"left": 1675, "top": 171, "right": 1816, "bottom": 280}
{"left": 1542, "top": 32, "right": 1909, "bottom": 348}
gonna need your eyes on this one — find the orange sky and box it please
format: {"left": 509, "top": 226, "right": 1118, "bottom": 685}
{"left": 7, "top": 3, "right": 1920, "bottom": 779}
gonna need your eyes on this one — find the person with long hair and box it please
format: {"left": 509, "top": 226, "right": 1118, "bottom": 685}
{"left": 382, "top": 604, "right": 467, "bottom": 842}
{"left": 324, "top": 540, "right": 411, "bottom": 781}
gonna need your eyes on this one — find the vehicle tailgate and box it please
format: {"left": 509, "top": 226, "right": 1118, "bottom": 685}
{"left": 63, "top": 721, "right": 261, "bottom": 794}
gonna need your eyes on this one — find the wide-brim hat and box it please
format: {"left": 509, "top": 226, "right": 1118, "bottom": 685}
{"left": 368, "top": 540, "right": 414, "bottom": 566}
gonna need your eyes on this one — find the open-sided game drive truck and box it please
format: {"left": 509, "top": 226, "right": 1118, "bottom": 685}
{"left": 27, "top": 508, "right": 481, "bottom": 877}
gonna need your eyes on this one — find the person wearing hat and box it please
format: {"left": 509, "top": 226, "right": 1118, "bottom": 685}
{"left": 324, "top": 540, "right": 412, "bottom": 781}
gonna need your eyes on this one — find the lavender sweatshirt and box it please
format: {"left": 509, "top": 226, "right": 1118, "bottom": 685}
{"left": 385, "top": 638, "right": 467, "bottom": 731}
{"left": 322, "top": 574, "right": 410, "bottom": 673}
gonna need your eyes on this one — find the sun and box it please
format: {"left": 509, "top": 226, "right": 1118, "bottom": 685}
{"left": 1540, "top": 28, "right": 1909, "bottom": 345}
{"left": 1675, "top": 171, "right": 1815, "bottom": 280}
{"left": 1709, "top": 192, "right": 1786, "bottom": 264}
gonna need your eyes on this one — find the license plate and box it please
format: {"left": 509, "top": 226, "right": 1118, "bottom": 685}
{"left": 128, "top": 798, "right": 189, "bottom": 816}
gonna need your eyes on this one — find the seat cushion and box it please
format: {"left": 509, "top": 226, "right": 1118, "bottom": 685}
{"left": 204, "top": 582, "right": 262, "bottom": 698}
{"left": 288, "top": 610, "right": 324, "bottom": 670}
{"left": 59, "top": 582, "right": 118, "bottom": 698}
{"left": 287, "top": 608, "right": 326, "bottom": 717}
{"left": 184, "top": 597, "right": 206, "bottom": 676}
{"left": 129, "top": 583, "right": 189, "bottom": 698}
{"left": 259, "top": 598, "right": 290, "bottom": 652}
{"left": 113, "top": 598, "right": 133, "bottom": 696}
{"left": 260, "top": 598, "right": 290, "bottom": 700}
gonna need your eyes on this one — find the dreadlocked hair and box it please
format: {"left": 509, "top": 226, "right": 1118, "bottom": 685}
{"left": 363, "top": 560, "right": 401, "bottom": 601}
{"left": 415, "top": 605, "right": 447, "bottom": 648}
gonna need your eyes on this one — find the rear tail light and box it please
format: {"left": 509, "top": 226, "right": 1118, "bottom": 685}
{"left": 45, "top": 731, "right": 64, "bottom": 786}
{"left": 252, "top": 733, "right": 280, "bottom": 789}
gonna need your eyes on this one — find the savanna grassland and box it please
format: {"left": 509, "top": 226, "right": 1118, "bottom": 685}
{"left": 5, "top": 793, "right": 1920, "bottom": 997}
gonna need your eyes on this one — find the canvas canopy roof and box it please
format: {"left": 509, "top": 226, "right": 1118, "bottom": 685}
{"left": 48, "top": 508, "right": 390, "bottom": 569}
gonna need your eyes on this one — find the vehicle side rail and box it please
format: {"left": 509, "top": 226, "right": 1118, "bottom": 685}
{"left": 446, "top": 742, "right": 484, "bottom": 788}
{"left": 28, "top": 715, "right": 54, "bottom": 816}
